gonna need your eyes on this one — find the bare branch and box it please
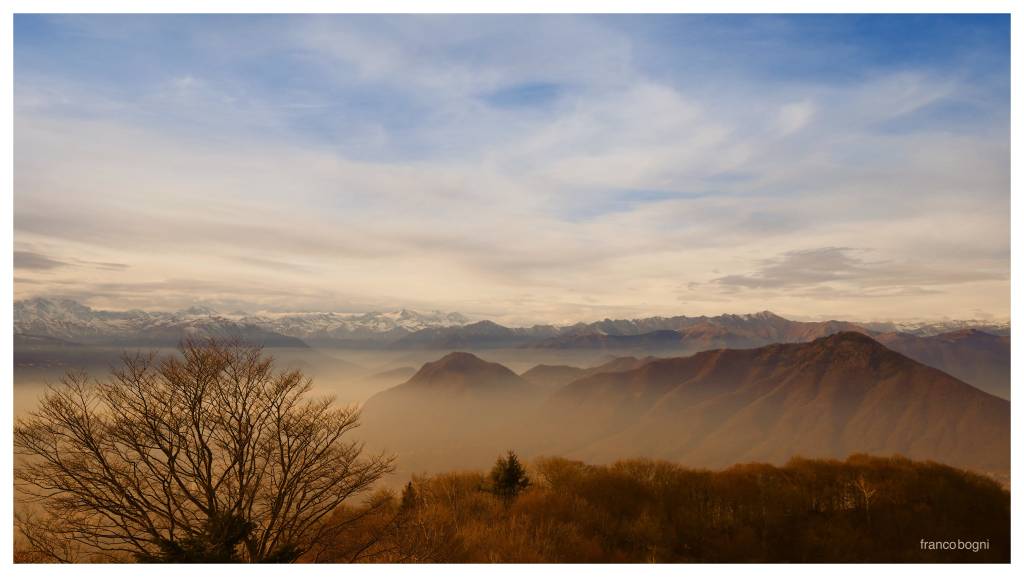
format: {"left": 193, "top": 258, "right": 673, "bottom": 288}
{"left": 14, "top": 337, "right": 394, "bottom": 563}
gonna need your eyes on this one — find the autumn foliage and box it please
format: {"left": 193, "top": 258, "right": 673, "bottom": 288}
{"left": 315, "top": 453, "right": 1009, "bottom": 563}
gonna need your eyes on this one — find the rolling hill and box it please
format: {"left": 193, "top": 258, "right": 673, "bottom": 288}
{"left": 539, "top": 332, "right": 1008, "bottom": 474}
{"left": 358, "top": 352, "right": 544, "bottom": 473}
{"left": 358, "top": 334, "right": 1010, "bottom": 477}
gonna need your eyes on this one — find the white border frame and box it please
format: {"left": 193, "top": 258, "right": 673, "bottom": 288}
{"left": 1, "top": 1, "right": 1019, "bottom": 575}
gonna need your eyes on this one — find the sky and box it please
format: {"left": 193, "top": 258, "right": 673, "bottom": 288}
{"left": 13, "top": 14, "right": 1010, "bottom": 325}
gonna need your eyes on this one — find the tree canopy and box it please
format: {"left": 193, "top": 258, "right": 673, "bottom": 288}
{"left": 316, "top": 454, "right": 1009, "bottom": 563}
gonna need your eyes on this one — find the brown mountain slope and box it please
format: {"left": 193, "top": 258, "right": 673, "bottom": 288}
{"left": 520, "top": 356, "right": 655, "bottom": 388}
{"left": 537, "top": 332, "right": 1008, "bottom": 474}
{"left": 381, "top": 351, "right": 530, "bottom": 395}
{"left": 520, "top": 364, "right": 586, "bottom": 388}
{"left": 528, "top": 313, "right": 868, "bottom": 352}
{"left": 585, "top": 355, "right": 655, "bottom": 375}
{"left": 676, "top": 313, "right": 866, "bottom": 346}
{"left": 874, "top": 329, "right": 1010, "bottom": 399}
{"left": 358, "top": 335, "right": 1009, "bottom": 477}
{"left": 522, "top": 317, "right": 1010, "bottom": 400}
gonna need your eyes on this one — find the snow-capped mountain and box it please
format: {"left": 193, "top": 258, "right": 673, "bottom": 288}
{"left": 13, "top": 298, "right": 471, "bottom": 346}
{"left": 15, "top": 298, "right": 160, "bottom": 341}
{"left": 555, "top": 310, "right": 796, "bottom": 337}
{"left": 13, "top": 298, "right": 307, "bottom": 347}
{"left": 237, "top": 309, "right": 472, "bottom": 343}
{"left": 861, "top": 319, "right": 1011, "bottom": 337}
{"left": 14, "top": 298, "right": 1010, "bottom": 351}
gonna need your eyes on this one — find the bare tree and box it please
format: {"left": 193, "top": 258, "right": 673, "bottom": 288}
{"left": 852, "top": 474, "right": 878, "bottom": 526}
{"left": 14, "top": 338, "right": 394, "bottom": 563}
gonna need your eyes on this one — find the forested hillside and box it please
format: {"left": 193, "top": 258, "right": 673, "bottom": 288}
{"left": 312, "top": 454, "right": 1009, "bottom": 563}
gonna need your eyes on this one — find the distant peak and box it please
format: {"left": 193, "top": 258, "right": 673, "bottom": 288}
{"left": 468, "top": 319, "right": 503, "bottom": 328}
{"left": 411, "top": 351, "right": 507, "bottom": 376}
{"left": 400, "top": 351, "right": 526, "bottom": 392}
{"left": 436, "top": 351, "right": 486, "bottom": 364}
{"left": 18, "top": 296, "right": 90, "bottom": 308}
{"left": 178, "top": 305, "right": 219, "bottom": 316}
{"left": 14, "top": 297, "right": 95, "bottom": 317}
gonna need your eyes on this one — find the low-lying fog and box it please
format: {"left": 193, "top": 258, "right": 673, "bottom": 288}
{"left": 13, "top": 344, "right": 623, "bottom": 418}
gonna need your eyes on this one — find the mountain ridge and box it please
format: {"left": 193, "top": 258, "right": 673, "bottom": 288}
{"left": 16, "top": 297, "right": 1010, "bottom": 347}
{"left": 358, "top": 333, "right": 1009, "bottom": 477}
{"left": 13, "top": 298, "right": 1011, "bottom": 397}
{"left": 539, "top": 332, "right": 1008, "bottom": 472}
{"left": 13, "top": 297, "right": 470, "bottom": 346}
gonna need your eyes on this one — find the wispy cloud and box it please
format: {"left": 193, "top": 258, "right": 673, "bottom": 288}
{"left": 714, "top": 247, "right": 1005, "bottom": 291}
{"left": 14, "top": 250, "right": 66, "bottom": 270}
{"left": 13, "top": 15, "right": 1009, "bottom": 323}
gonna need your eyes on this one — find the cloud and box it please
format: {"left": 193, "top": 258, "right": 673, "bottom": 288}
{"left": 12, "top": 15, "right": 1009, "bottom": 323}
{"left": 73, "top": 259, "right": 131, "bottom": 271}
{"left": 713, "top": 246, "right": 1006, "bottom": 294}
{"left": 14, "top": 250, "right": 66, "bottom": 270}
{"left": 15, "top": 247, "right": 130, "bottom": 276}
{"left": 715, "top": 247, "right": 867, "bottom": 289}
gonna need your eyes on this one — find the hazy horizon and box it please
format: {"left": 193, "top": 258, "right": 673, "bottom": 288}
{"left": 14, "top": 14, "right": 1010, "bottom": 326}
{"left": 13, "top": 294, "right": 1012, "bottom": 327}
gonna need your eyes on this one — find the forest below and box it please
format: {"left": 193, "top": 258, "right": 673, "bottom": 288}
{"left": 315, "top": 454, "right": 1009, "bottom": 563}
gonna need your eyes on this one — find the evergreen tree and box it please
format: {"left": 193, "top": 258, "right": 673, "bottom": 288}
{"left": 488, "top": 450, "right": 530, "bottom": 504}
{"left": 400, "top": 481, "right": 418, "bottom": 511}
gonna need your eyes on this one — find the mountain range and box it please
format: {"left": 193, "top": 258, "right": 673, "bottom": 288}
{"left": 15, "top": 298, "right": 1009, "bottom": 346}
{"left": 14, "top": 298, "right": 1012, "bottom": 480}
{"left": 360, "top": 333, "right": 1010, "bottom": 478}
{"left": 13, "top": 298, "right": 307, "bottom": 347}
{"left": 14, "top": 298, "right": 1010, "bottom": 398}
{"left": 12, "top": 297, "right": 468, "bottom": 347}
